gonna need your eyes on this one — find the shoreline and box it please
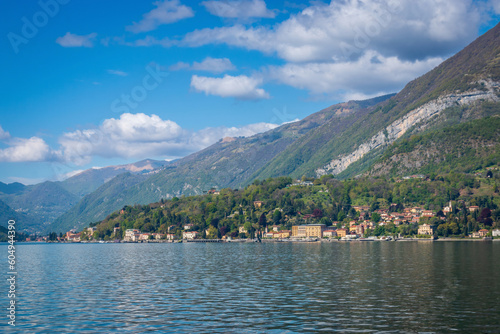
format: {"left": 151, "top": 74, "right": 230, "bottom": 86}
{"left": 8, "top": 237, "right": 500, "bottom": 244}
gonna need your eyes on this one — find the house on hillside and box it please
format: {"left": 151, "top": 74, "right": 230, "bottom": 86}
{"left": 418, "top": 224, "right": 434, "bottom": 236}
{"left": 253, "top": 201, "right": 263, "bottom": 208}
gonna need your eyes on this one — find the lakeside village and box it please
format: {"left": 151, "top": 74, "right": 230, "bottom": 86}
{"left": 35, "top": 171, "right": 500, "bottom": 243}
{"left": 56, "top": 201, "right": 500, "bottom": 243}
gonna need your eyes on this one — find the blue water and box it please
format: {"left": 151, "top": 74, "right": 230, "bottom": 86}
{"left": 1, "top": 241, "right": 499, "bottom": 333}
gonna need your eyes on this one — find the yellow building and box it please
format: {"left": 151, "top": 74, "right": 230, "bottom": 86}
{"left": 418, "top": 224, "right": 434, "bottom": 235}
{"left": 336, "top": 228, "right": 348, "bottom": 237}
{"left": 292, "top": 224, "right": 326, "bottom": 238}
{"left": 279, "top": 230, "right": 291, "bottom": 238}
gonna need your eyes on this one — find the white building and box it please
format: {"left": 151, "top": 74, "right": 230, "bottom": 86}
{"left": 183, "top": 231, "right": 199, "bottom": 240}
{"left": 124, "top": 229, "right": 140, "bottom": 242}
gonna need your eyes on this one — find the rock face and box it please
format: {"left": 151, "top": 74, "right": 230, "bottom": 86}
{"left": 316, "top": 80, "right": 500, "bottom": 177}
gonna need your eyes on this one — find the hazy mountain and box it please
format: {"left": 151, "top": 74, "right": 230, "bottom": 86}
{"left": 0, "top": 159, "right": 169, "bottom": 233}
{"left": 59, "top": 159, "right": 169, "bottom": 197}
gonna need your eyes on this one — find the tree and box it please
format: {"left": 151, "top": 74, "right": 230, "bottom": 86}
{"left": 479, "top": 208, "right": 493, "bottom": 226}
{"left": 312, "top": 208, "right": 323, "bottom": 219}
{"left": 371, "top": 213, "right": 381, "bottom": 223}
{"left": 259, "top": 213, "right": 267, "bottom": 230}
{"left": 272, "top": 210, "right": 282, "bottom": 224}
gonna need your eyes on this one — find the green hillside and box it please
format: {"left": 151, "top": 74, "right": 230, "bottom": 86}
{"left": 89, "top": 172, "right": 499, "bottom": 240}
{"left": 50, "top": 173, "right": 148, "bottom": 233}
{"left": 369, "top": 116, "right": 500, "bottom": 177}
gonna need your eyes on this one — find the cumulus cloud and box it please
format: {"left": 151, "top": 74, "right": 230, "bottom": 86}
{"left": 0, "top": 125, "right": 10, "bottom": 140}
{"left": 267, "top": 51, "right": 444, "bottom": 99}
{"left": 183, "top": 0, "right": 481, "bottom": 62}
{"left": 201, "top": 0, "right": 275, "bottom": 19}
{"left": 56, "top": 32, "right": 97, "bottom": 47}
{"left": 126, "top": 0, "right": 194, "bottom": 33}
{"left": 58, "top": 113, "right": 278, "bottom": 164}
{"left": 170, "top": 57, "right": 236, "bottom": 73}
{"left": 0, "top": 137, "right": 59, "bottom": 163}
{"left": 190, "top": 74, "right": 270, "bottom": 99}
{"left": 107, "top": 69, "right": 128, "bottom": 76}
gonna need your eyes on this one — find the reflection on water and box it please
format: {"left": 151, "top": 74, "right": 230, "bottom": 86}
{"left": 1, "top": 242, "right": 499, "bottom": 333}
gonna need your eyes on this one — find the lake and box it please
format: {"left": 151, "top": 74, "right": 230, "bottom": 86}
{"left": 1, "top": 241, "right": 499, "bottom": 333}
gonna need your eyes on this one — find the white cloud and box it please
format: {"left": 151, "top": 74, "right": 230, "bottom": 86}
{"left": 125, "top": 36, "right": 175, "bottom": 47}
{"left": 170, "top": 57, "right": 236, "bottom": 73}
{"left": 107, "top": 69, "right": 128, "bottom": 76}
{"left": 58, "top": 113, "right": 278, "bottom": 164}
{"left": 0, "top": 137, "right": 58, "bottom": 163}
{"left": 267, "top": 51, "right": 444, "bottom": 99}
{"left": 62, "top": 169, "right": 85, "bottom": 179}
{"left": 183, "top": 0, "right": 481, "bottom": 63}
{"left": 492, "top": 0, "right": 500, "bottom": 13}
{"left": 126, "top": 0, "right": 194, "bottom": 33}
{"left": 191, "top": 74, "right": 270, "bottom": 99}
{"left": 201, "top": 0, "right": 275, "bottom": 18}
{"left": 0, "top": 125, "right": 10, "bottom": 140}
{"left": 56, "top": 32, "right": 97, "bottom": 47}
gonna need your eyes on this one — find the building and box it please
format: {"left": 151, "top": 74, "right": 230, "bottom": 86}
{"left": 184, "top": 224, "right": 194, "bottom": 230}
{"left": 469, "top": 206, "right": 479, "bottom": 212}
{"left": 323, "top": 230, "right": 337, "bottom": 238}
{"left": 66, "top": 232, "right": 81, "bottom": 242}
{"left": 421, "top": 210, "right": 435, "bottom": 217}
{"left": 139, "top": 233, "right": 152, "bottom": 241}
{"left": 418, "top": 224, "right": 434, "bottom": 235}
{"left": 292, "top": 224, "right": 326, "bottom": 238}
{"left": 443, "top": 201, "right": 453, "bottom": 213}
{"left": 493, "top": 229, "right": 500, "bottom": 237}
{"left": 253, "top": 201, "right": 263, "bottom": 208}
{"left": 356, "top": 225, "right": 365, "bottom": 236}
{"left": 478, "top": 229, "right": 489, "bottom": 237}
{"left": 182, "top": 231, "right": 199, "bottom": 240}
{"left": 239, "top": 226, "right": 248, "bottom": 234}
{"left": 124, "top": 229, "right": 140, "bottom": 242}
{"left": 279, "top": 230, "right": 291, "bottom": 238}
{"left": 336, "top": 228, "right": 348, "bottom": 238}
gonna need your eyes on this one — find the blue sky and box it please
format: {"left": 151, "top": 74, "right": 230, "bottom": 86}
{"left": 1, "top": 0, "right": 499, "bottom": 185}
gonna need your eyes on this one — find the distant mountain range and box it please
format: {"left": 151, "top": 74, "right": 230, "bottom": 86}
{"left": 3, "top": 22, "right": 499, "bottom": 233}
{"left": 0, "top": 159, "right": 169, "bottom": 232}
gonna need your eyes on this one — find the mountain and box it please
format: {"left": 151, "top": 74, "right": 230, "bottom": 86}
{"left": 369, "top": 116, "right": 500, "bottom": 177}
{"left": 0, "top": 182, "right": 26, "bottom": 195}
{"left": 51, "top": 173, "right": 148, "bottom": 233}
{"left": 0, "top": 159, "right": 169, "bottom": 233}
{"left": 48, "top": 95, "right": 391, "bottom": 232}
{"left": 46, "top": 22, "right": 500, "bottom": 232}
{"left": 59, "top": 159, "right": 169, "bottom": 197}
{"left": 0, "top": 199, "right": 34, "bottom": 228}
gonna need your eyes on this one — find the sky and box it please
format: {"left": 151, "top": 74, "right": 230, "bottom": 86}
{"left": 1, "top": 0, "right": 499, "bottom": 185}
